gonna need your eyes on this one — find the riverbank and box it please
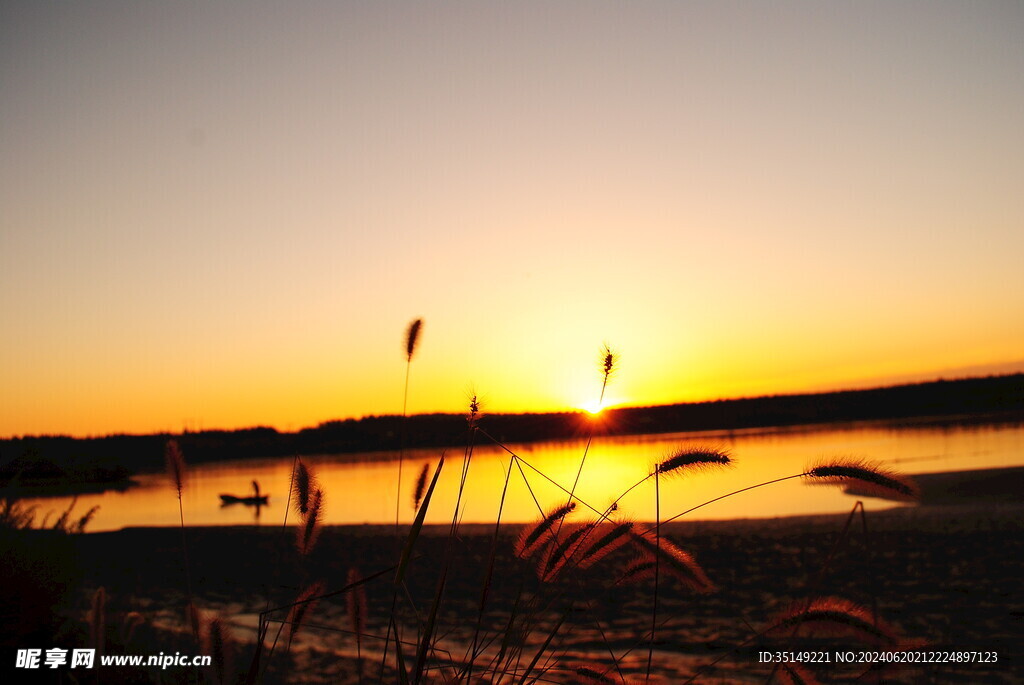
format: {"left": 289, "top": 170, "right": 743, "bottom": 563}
{"left": 6, "top": 497, "right": 1022, "bottom": 683}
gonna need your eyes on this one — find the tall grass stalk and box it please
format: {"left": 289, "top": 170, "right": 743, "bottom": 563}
{"left": 256, "top": 460, "right": 328, "bottom": 682}
{"left": 249, "top": 455, "right": 301, "bottom": 683}
{"left": 379, "top": 454, "right": 444, "bottom": 682}
{"left": 347, "top": 567, "right": 368, "bottom": 684}
{"left": 491, "top": 444, "right": 625, "bottom": 685}
{"left": 411, "top": 400, "right": 479, "bottom": 684}
{"left": 463, "top": 455, "right": 514, "bottom": 681}
{"left": 395, "top": 318, "right": 423, "bottom": 535}
{"left": 558, "top": 346, "right": 615, "bottom": 540}
{"left": 646, "top": 469, "right": 660, "bottom": 682}
{"left": 165, "top": 439, "right": 198, "bottom": 643}
{"left": 647, "top": 458, "right": 917, "bottom": 533}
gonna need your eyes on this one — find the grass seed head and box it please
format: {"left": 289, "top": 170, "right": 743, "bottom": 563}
{"left": 296, "top": 488, "right": 324, "bottom": 555}
{"left": 600, "top": 344, "right": 616, "bottom": 378}
{"left": 656, "top": 446, "right": 732, "bottom": 476}
{"left": 629, "top": 530, "right": 715, "bottom": 593}
{"left": 805, "top": 458, "right": 919, "bottom": 501}
{"left": 405, "top": 318, "right": 423, "bottom": 361}
{"left": 515, "top": 501, "right": 576, "bottom": 558}
{"left": 203, "top": 616, "right": 234, "bottom": 685}
{"left": 412, "top": 462, "right": 430, "bottom": 511}
{"left": 292, "top": 460, "right": 316, "bottom": 515}
{"left": 165, "top": 440, "right": 185, "bottom": 496}
{"left": 573, "top": 663, "right": 618, "bottom": 684}
{"left": 467, "top": 393, "right": 482, "bottom": 427}
{"left": 768, "top": 596, "right": 897, "bottom": 645}
{"left": 576, "top": 520, "right": 634, "bottom": 569}
{"left": 616, "top": 556, "right": 658, "bottom": 585}
{"left": 286, "top": 580, "right": 326, "bottom": 645}
{"left": 537, "top": 522, "right": 596, "bottom": 582}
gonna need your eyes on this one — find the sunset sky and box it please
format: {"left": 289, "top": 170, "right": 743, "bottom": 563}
{"left": 2, "top": 1, "right": 1022, "bottom": 438}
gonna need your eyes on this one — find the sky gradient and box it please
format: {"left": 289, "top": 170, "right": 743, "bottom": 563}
{"left": 2, "top": 1, "right": 1023, "bottom": 437}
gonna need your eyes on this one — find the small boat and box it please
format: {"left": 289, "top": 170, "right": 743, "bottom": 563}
{"left": 219, "top": 480, "right": 268, "bottom": 506}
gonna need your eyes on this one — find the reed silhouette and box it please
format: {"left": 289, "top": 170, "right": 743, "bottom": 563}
{"left": 165, "top": 439, "right": 199, "bottom": 643}
{"left": 395, "top": 317, "right": 423, "bottom": 534}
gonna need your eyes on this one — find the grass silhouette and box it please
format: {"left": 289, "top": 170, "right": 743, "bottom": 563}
{"left": 232, "top": 329, "right": 928, "bottom": 684}
{"left": 1, "top": 320, "right": 957, "bottom": 684}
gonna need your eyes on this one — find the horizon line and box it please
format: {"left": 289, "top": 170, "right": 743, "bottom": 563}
{"left": 5, "top": 370, "right": 1021, "bottom": 442}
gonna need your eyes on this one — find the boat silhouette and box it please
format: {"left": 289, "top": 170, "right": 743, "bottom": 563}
{"left": 219, "top": 480, "right": 268, "bottom": 506}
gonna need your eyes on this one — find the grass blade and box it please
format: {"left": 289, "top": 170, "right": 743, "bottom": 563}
{"left": 517, "top": 606, "right": 569, "bottom": 685}
{"left": 396, "top": 454, "right": 445, "bottom": 585}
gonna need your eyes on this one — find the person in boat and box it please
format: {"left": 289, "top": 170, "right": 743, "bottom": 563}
{"left": 219, "top": 480, "right": 269, "bottom": 505}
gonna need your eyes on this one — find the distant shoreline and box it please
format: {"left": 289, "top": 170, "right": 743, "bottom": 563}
{"left": 2, "top": 374, "right": 1021, "bottom": 485}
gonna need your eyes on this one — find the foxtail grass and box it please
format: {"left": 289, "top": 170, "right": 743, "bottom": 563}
{"left": 405, "top": 318, "right": 423, "bottom": 362}
{"left": 656, "top": 446, "right": 731, "bottom": 475}
{"left": 536, "top": 521, "right": 597, "bottom": 582}
{"left": 166, "top": 439, "right": 185, "bottom": 497}
{"left": 165, "top": 439, "right": 197, "bottom": 642}
{"left": 285, "top": 580, "right": 326, "bottom": 649}
{"left": 616, "top": 557, "right": 658, "bottom": 585}
{"left": 575, "top": 520, "right": 634, "bottom": 569}
{"left": 560, "top": 346, "right": 616, "bottom": 538}
{"left": 296, "top": 488, "right": 323, "bottom": 556}
{"left": 767, "top": 596, "right": 897, "bottom": 645}
{"left": 379, "top": 454, "right": 445, "bottom": 682}
{"left": 411, "top": 462, "right": 429, "bottom": 511}
{"left": 395, "top": 317, "right": 424, "bottom": 535}
{"left": 412, "top": 399, "right": 481, "bottom": 684}
{"left": 203, "top": 615, "right": 234, "bottom": 685}
{"left": 804, "top": 458, "right": 919, "bottom": 501}
{"left": 515, "top": 502, "right": 576, "bottom": 559}
{"left": 292, "top": 459, "right": 316, "bottom": 515}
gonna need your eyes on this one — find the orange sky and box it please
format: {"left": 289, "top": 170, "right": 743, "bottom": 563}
{"left": 2, "top": 1, "right": 1023, "bottom": 438}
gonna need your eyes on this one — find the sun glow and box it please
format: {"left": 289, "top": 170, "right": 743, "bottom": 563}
{"left": 578, "top": 393, "right": 625, "bottom": 415}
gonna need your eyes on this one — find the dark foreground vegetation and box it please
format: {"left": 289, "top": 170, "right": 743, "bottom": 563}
{"left": 2, "top": 374, "right": 1022, "bottom": 484}
{"left": 4, "top": 505, "right": 1022, "bottom": 683}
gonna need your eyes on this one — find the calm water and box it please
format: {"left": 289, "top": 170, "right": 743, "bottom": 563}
{"left": 23, "top": 419, "right": 1024, "bottom": 532}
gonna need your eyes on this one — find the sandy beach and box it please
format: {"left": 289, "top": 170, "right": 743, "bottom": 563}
{"left": 5, "top": 489, "right": 1020, "bottom": 684}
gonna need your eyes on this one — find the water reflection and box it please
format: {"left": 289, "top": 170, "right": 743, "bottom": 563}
{"left": 21, "top": 419, "right": 1023, "bottom": 532}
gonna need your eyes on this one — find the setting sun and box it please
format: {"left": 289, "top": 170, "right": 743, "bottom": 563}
{"left": 578, "top": 394, "right": 626, "bottom": 416}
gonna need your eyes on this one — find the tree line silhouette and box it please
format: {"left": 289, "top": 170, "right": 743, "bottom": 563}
{"left": 2, "top": 374, "right": 1021, "bottom": 488}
